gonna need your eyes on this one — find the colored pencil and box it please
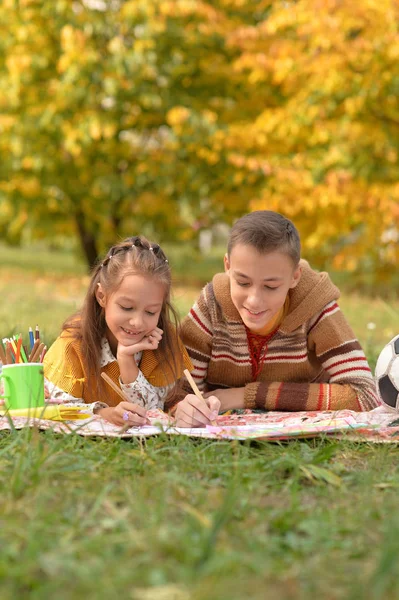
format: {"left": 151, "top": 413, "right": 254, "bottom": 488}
{"left": 5, "top": 343, "right": 12, "bottom": 365}
{"left": 28, "top": 327, "right": 34, "bottom": 350}
{"left": 31, "top": 342, "right": 45, "bottom": 363}
{"left": 35, "top": 325, "right": 40, "bottom": 341}
{"left": 39, "top": 345, "right": 47, "bottom": 362}
{"left": 22, "top": 344, "right": 29, "bottom": 362}
{"left": 15, "top": 336, "right": 22, "bottom": 363}
{"left": 101, "top": 372, "right": 130, "bottom": 403}
{"left": 0, "top": 344, "right": 6, "bottom": 365}
{"left": 28, "top": 339, "right": 40, "bottom": 362}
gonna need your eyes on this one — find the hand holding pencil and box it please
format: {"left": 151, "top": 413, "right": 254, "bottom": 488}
{"left": 173, "top": 369, "right": 220, "bottom": 428}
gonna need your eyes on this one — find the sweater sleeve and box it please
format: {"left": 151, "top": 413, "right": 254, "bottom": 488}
{"left": 165, "top": 287, "right": 214, "bottom": 412}
{"left": 244, "top": 301, "right": 380, "bottom": 412}
{"left": 43, "top": 336, "right": 86, "bottom": 399}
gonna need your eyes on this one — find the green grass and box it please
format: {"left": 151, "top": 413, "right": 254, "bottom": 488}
{"left": 2, "top": 432, "right": 399, "bottom": 599}
{"left": 1, "top": 244, "right": 399, "bottom": 599}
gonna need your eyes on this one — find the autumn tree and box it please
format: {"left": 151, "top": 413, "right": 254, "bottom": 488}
{"left": 0, "top": 0, "right": 270, "bottom": 266}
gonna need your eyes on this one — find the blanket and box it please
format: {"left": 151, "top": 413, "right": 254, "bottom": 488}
{"left": 1, "top": 405, "right": 399, "bottom": 442}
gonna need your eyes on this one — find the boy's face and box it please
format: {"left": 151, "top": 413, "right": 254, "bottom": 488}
{"left": 224, "top": 244, "right": 301, "bottom": 331}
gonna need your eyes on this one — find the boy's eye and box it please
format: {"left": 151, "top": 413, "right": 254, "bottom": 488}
{"left": 146, "top": 311, "right": 156, "bottom": 316}
{"left": 237, "top": 282, "right": 249, "bottom": 287}
{"left": 265, "top": 286, "right": 279, "bottom": 291}
{"left": 119, "top": 305, "right": 132, "bottom": 311}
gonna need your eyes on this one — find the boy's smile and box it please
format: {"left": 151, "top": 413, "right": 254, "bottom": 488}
{"left": 224, "top": 244, "right": 301, "bottom": 332}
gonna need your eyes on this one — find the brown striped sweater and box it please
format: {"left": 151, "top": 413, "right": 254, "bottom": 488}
{"left": 176, "top": 261, "right": 380, "bottom": 412}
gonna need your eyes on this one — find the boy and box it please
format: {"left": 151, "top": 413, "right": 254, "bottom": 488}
{"left": 171, "top": 211, "right": 379, "bottom": 427}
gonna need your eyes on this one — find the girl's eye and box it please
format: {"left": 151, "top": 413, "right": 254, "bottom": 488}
{"left": 119, "top": 305, "right": 132, "bottom": 311}
{"left": 237, "top": 282, "right": 249, "bottom": 287}
{"left": 146, "top": 311, "right": 156, "bottom": 316}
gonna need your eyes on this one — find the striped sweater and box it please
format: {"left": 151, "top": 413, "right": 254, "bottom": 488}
{"left": 176, "top": 261, "right": 379, "bottom": 412}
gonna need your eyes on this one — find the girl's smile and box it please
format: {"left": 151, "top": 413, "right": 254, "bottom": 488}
{"left": 95, "top": 273, "right": 165, "bottom": 354}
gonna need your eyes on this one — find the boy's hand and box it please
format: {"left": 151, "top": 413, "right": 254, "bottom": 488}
{"left": 203, "top": 387, "right": 245, "bottom": 411}
{"left": 174, "top": 394, "right": 220, "bottom": 428}
{"left": 97, "top": 401, "right": 148, "bottom": 427}
{"left": 116, "top": 327, "right": 163, "bottom": 359}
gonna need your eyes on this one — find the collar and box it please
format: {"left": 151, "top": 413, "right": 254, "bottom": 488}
{"left": 99, "top": 337, "right": 141, "bottom": 368}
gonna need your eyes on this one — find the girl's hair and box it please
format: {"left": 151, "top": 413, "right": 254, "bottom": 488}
{"left": 63, "top": 235, "right": 181, "bottom": 402}
{"left": 227, "top": 210, "right": 301, "bottom": 266}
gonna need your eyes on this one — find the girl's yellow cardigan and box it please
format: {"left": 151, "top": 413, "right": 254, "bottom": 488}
{"left": 44, "top": 331, "right": 192, "bottom": 407}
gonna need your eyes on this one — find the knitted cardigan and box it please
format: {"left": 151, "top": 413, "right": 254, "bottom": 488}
{"left": 44, "top": 331, "right": 192, "bottom": 407}
{"left": 173, "top": 261, "right": 379, "bottom": 412}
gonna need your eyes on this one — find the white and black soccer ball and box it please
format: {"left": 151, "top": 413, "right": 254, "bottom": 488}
{"left": 375, "top": 334, "right": 399, "bottom": 409}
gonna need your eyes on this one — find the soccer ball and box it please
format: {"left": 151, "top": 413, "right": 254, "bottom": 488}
{"left": 375, "top": 334, "right": 399, "bottom": 409}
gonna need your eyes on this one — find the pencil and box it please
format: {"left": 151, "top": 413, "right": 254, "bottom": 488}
{"left": 31, "top": 342, "right": 45, "bottom": 363}
{"left": 28, "top": 339, "right": 40, "bottom": 362}
{"left": 39, "top": 345, "right": 47, "bottom": 362}
{"left": 5, "top": 343, "right": 12, "bottom": 365}
{"left": 183, "top": 368, "right": 218, "bottom": 426}
{"left": 35, "top": 325, "right": 40, "bottom": 341}
{"left": 100, "top": 372, "right": 151, "bottom": 425}
{"left": 22, "top": 344, "right": 29, "bottom": 363}
{"left": 0, "top": 343, "right": 6, "bottom": 365}
{"left": 101, "top": 372, "right": 130, "bottom": 403}
{"left": 28, "top": 327, "right": 34, "bottom": 350}
{"left": 15, "top": 336, "right": 22, "bottom": 363}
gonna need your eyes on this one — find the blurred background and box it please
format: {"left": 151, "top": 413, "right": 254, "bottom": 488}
{"left": 0, "top": 0, "right": 398, "bottom": 361}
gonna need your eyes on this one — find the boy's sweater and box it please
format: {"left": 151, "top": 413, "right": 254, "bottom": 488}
{"left": 177, "top": 261, "right": 379, "bottom": 412}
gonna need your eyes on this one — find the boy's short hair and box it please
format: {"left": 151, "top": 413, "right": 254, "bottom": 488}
{"left": 227, "top": 210, "right": 301, "bottom": 266}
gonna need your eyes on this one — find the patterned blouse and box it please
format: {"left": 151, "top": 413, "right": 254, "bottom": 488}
{"left": 45, "top": 337, "right": 170, "bottom": 414}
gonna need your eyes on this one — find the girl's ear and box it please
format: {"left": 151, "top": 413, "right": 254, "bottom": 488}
{"left": 95, "top": 283, "right": 107, "bottom": 307}
{"left": 224, "top": 253, "right": 230, "bottom": 273}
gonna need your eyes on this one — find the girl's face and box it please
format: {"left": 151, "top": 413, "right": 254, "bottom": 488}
{"left": 224, "top": 244, "right": 301, "bottom": 331}
{"left": 95, "top": 273, "right": 165, "bottom": 354}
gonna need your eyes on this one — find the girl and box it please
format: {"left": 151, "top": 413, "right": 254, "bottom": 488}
{"left": 44, "top": 236, "right": 192, "bottom": 426}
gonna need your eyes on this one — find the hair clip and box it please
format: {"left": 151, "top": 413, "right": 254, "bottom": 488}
{"left": 149, "top": 246, "right": 154, "bottom": 252}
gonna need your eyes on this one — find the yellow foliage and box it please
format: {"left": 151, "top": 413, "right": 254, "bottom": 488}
{"left": 166, "top": 106, "right": 191, "bottom": 127}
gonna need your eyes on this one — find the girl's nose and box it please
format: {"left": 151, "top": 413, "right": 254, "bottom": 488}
{"left": 129, "top": 315, "right": 143, "bottom": 329}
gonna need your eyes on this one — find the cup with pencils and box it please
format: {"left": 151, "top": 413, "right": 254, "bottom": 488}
{"left": 0, "top": 326, "right": 46, "bottom": 410}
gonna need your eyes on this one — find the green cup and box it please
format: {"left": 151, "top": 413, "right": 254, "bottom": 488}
{"left": 0, "top": 363, "right": 45, "bottom": 410}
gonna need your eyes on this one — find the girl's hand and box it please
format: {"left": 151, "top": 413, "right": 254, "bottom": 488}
{"left": 97, "top": 401, "right": 148, "bottom": 427}
{"left": 117, "top": 327, "right": 163, "bottom": 359}
{"left": 174, "top": 394, "right": 221, "bottom": 428}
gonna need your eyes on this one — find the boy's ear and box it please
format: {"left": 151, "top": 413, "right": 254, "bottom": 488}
{"left": 224, "top": 253, "right": 230, "bottom": 273}
{"left": 95, "top": 283, "right": 106, "bottom": 307}
{"left": 290, "top": 264, "right": 302, "bottom": 289}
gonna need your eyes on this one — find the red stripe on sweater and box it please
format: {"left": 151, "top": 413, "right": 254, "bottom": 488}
{"left": 332, "top": 366, "right": 371, "bottom": 377}
{"left": 327, "top": 356, "right": 366, "bottom": 370}
{"left": 274, "top": 383, "right": 284, "bottom": 410}
{"left": 317, "top": 384, "right": 324, "bottom": 410}
{"left": 266, "top": 352, "right": 308, "bottom": 361}
{"left": 212, "top": 354, "right": 249, "bottom": 364}
{"left": 190, "top": 308, "right": 212, "bottom": 336}
{"left": 308, "top": 303, "right": 339, "bottom": 334}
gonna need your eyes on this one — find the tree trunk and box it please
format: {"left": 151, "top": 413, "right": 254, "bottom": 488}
{"left": 75, "top": 211, "right": 99, "bottom": 270}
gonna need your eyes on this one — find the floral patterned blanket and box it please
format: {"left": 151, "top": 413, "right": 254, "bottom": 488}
{"left": 1, "top": 405, "right": 399, "bottom": 442}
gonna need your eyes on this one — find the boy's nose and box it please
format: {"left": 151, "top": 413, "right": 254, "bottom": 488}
{"left": 247, "top": 291, "right": 262, "bottom": 309}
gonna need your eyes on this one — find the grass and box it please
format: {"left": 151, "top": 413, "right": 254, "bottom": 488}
{"left": 0, "top": 243, "right": 399, "bottom": 599}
